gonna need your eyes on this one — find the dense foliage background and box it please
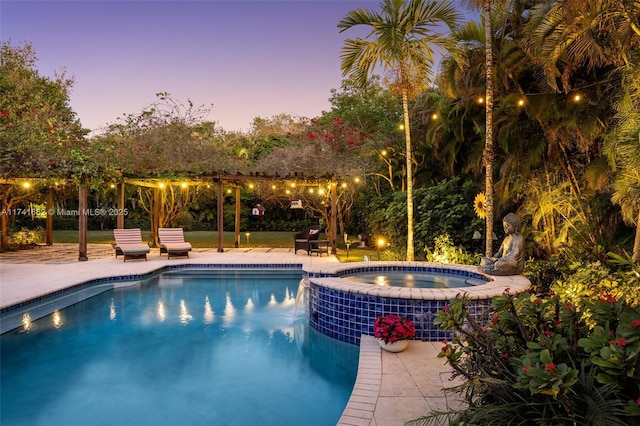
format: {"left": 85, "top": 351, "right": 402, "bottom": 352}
{"left": 2, "top": 0, "right": 639, "bottom": 261}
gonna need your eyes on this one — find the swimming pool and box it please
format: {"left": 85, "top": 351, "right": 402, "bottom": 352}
{"left": 0, "top": 269, "right": 358, "bottom": 426}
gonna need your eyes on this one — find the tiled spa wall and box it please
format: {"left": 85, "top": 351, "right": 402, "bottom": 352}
{"left": 308, "top": 281, "right": 493, "bottom": 345}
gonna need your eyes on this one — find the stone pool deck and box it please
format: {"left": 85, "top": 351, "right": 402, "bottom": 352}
{"left": 0, "top": 244, "right": 465, "bottom": 426}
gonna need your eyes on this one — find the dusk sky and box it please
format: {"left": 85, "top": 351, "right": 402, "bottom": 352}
{"left": 2, "top": 1, "right": 476, "bottom": 133}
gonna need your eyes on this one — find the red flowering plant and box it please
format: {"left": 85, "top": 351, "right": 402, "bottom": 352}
{"left": 373, "top": 314, "right": 416, "bottom": 343}
{"left": 429, "top": 287, "right": 640, "bottom": 425}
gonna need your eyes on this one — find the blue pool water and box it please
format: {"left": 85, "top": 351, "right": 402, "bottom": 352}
{"left": 0, "top": 269, "right": 359, "bottom": 426}
{"left": 341, "top": 270, "right": 472, "bottom": 288}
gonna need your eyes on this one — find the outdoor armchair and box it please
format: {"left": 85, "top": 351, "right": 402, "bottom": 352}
{"left": 293, "top": 225, "right": 322, "bottom": 255}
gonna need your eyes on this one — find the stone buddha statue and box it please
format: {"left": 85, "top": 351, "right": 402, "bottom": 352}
{"left": 479, "top": 213, "right": 525, "bottom": 276}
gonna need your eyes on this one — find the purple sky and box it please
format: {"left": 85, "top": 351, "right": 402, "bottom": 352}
{"left": 2, "top": 1, "right": 476, "bottom": 133}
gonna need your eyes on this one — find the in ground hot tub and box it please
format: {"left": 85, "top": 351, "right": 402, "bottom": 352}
{"left": 302, "top": 262, "right": 531, "bottom": 344}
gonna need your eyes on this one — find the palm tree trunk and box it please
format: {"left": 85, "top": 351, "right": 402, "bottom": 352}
{"left": 403, "top": 89, "right": 414, "bottom": 261}
{"left": 484, "top": 0, "right": 495, "bottom": 257}
{"left": 633, "top": 210, "right": 640, "bottom": 263}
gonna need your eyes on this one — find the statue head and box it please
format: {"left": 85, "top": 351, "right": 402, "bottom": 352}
{"left": 503, "top": 213, "right": 520, "bottom": 231}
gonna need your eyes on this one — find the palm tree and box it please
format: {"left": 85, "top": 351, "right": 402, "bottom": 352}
{"left": 607, "top": 58, "right": 640, "bottom": 261}
{"left": 338, "top": 0, "right": 460, "bottom": 261}
{"left": 462, "top": 0, "right": 509, "bottom": 256}
{"left": 527, "top": 0, "right": 640, "bottom": 259}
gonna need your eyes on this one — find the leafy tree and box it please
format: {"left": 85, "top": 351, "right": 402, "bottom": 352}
{"left": 435, "top": 0, "right": 637, "bottom": 257}
{"left": 0, "top": 41, "right": 88, "bottom": 248}
{"left": 524, "top": 0, "right": 640, "bottom": 254}
{"left": 241, "top": 113, "right": 304, "bottom": 161}
{"left": 322, "top": 77, "right": 405, "bottom": 192}
{"left": 257, "top": 115, "right": 370, "bottom": 247}
{"left": 94, "top": 92, "right": 241, "bottom": 178}
{"left": 338, "top": 0, "right": 460, "bottom": 261}
{"left": 0, "top": 41, "right": 87, "bottom": 178}
{"left": 92, "top": 93, "right": 245, "bottom": 244}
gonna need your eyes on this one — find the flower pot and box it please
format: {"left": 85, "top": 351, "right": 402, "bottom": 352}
{"left": 378, "top": 339, "right": 409, "bottom": 353}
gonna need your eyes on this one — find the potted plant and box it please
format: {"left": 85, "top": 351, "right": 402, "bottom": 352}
{"left": 374, "top": 314, "right": 416, "bottom": 352}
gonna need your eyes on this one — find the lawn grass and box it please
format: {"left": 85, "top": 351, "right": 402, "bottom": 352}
{"left": 52, "top": 230, "right": 377, "bottom": 261}
{"left": 54, "top": 230, "right": 294, "bottom": 248}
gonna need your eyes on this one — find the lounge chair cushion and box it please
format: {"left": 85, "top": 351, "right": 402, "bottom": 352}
{"left": 118, "top": 243, "right": 151, "bottom": 254}
{"left": 162, "top": 242, "right": 192, "bottom": 252}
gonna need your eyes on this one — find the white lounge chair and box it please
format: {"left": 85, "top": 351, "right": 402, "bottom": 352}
{"left": 113, "top": 228, "right": 150, "bottom": 262}
{"left": 158, "top": 228, "right": 192, "bottom": 259}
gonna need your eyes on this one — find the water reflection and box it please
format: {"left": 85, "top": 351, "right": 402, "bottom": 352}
{"left": 245, "top": 298, "right": 254, "bottom": 311}
{"left": 114, "top": 272, "right": 305, "bottom": 332}
{"left": 22, "top": 313, "right": 32, "bottom": 332}
{"left": 223, "top": 292, "right": 235, "bottom": 327}
{"left": 157, "top": 300, "right": 166, "bottom": 322}
{"left": 52, "top": 311, "right": 62, "bottom": 329}
{"left": 282, "top": 287, "right": 295, "bottom": 306}
{"left": 268, "top": 294, "right": 278, "bottom": 306}
{"left": 179, "top": 300, "right": 193, "bottom": 324}
{"left": 203, "top": 296, "right": 215, "bottom": 324}
{"left": 109, "top": 298, "right": 117, "bottom": 321}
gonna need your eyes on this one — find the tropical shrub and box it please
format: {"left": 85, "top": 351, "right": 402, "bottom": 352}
{"left": 9, "top": 227, "right": 45, "bottom": 247}
{"left": 411, "top": 289, "right": 640, "bottom": 425}
{"left": 363, "top": 177, "right": 484, "bottom": 259}
{"left": 425, "top": 233, "right": 482, "bottom": 265}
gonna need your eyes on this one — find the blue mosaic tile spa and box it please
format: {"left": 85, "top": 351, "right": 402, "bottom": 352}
{"left": 303, "top": 262, "right": 530, "bottom": 345}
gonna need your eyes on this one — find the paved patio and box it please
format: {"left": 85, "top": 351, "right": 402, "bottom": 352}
{"left": 0, "top": 244, "right": 464, "bottom": 426}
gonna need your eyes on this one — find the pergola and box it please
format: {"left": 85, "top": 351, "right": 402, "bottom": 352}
{"left": 1, "top": 172, "right": 345, "bottom": 261}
